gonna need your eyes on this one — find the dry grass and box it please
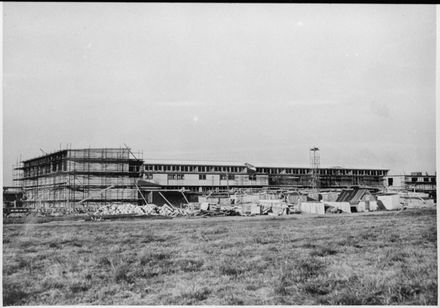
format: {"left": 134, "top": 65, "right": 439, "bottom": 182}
{"left": 2, "top": 208, "right": 437, "bottom": 305}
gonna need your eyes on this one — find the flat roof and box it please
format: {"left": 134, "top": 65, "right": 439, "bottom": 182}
{"left": 20, "top": 148, "right": 132, "bottom": 163}
{"left": 143, "top": 159, "right": 388, "bottom": 170}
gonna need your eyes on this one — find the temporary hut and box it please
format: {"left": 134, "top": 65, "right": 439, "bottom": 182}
{"left": 376, "top": 194, "right": 401, "bottom": 210}
{"left": 336, "top": 188, "right": 376, "bottom": 212}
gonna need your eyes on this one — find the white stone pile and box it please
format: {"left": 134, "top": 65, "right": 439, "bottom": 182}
{"left": 93, "top": 203, "right": 195, "bottom": 217}
{"left": 94, "top": 203, "right": 159, "bottom": 216}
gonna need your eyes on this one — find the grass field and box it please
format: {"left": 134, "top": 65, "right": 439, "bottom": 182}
{"left": 3, "top": 208, "right": 437, "bottom": 305}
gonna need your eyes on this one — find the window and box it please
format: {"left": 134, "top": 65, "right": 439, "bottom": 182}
{"left": 228, "top": 174, "right": 234, "bottom": 180}
{"left": 412, "top": 177, "right": 417, "bottom": 183}
{"left": 249, "top": 174, "right": 256, "bottom": 181}
{"left": 388, "top": 178, "right": 393, "bottom": 186}
{"left": 168, "top": 174, "right": 183, "bottom": 180}
{"left": 220, "top": 174, "right": 227, "bottom": 180}
{"left": 199, "top": 174, "right": 206, "bottom": 180}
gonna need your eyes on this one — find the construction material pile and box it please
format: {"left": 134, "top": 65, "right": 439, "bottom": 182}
{"left": 94, "top": 203, "right": 156, "bottom": 216}
{"left": 157, "top": 204, "right": 194, "bottom": 217}
{"left": 93, "top": 203, "right": 195, "bottom": 218}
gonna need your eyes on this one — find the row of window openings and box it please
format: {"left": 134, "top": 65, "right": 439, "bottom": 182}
{"left": 23, "top": 164, "right": 140, "bottom": 176}
{"left": 411, "top": 177, "right": 436, "bottom": 183}
{"left": 147, "top": 165, "right": 245, "bottom": 173}
{"left": 166, "top": 174, "right": 257, "bottom": 181}
{"left": 145, "top": 165, "right": 384, "bottom": 176}
{"left": 24, "top": 163, "right": 67, "bottom": 176}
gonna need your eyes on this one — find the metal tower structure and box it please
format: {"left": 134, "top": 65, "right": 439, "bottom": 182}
{"left": 309, "top": 147, "right": 320, "bottom": 191}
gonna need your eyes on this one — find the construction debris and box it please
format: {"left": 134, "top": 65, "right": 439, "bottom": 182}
{"left": 94, "top": 203, "right": 159, "bottom": 216}
{"left": 13, "top": 186, "right": 432, "bottom": 222}
{"left": 92, "top": 203, "right": 195, "bottom": 218}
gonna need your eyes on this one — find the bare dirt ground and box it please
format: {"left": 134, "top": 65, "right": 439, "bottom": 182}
{"left": 2, "top": 208, "right": 437, "bottom": 305}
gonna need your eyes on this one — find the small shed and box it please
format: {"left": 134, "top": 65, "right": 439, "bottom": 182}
{"left": 376, "top": 194, "right": 401, "bottom": 210}
{"left": 336, "top": 188, "right": 376, "bottom": 204}
{"left": 336, "top": 188, "right": 376, "bottom": 211}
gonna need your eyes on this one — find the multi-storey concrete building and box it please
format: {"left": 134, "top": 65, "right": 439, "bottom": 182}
{"left": 12, "top": 148, "right": 389, "bottom": 210}
{"left": 143, "top": 160, "right": 388, "bottom": 192}
{"left": 14, "top": 148, "right": 143, "bottom": 210}
{"left": 384, "top": 172, "right": 436, "bottom": 198}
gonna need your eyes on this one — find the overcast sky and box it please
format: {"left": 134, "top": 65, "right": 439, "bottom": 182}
{"left": 3, "top": 3, "right": 437, "bottom": 185}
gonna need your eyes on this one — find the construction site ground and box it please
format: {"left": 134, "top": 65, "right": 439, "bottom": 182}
{"left": 3, "top": 207, "right": 437, "bottom": 305}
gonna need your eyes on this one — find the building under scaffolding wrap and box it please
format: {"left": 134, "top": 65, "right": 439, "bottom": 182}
{"left": 13, "top": 148, "right": 144, "bottom": 211}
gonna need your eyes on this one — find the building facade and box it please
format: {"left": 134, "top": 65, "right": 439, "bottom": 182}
{"left": 143, "top": 160, "right": 388, "bottom": 192}
{"left": 12, "top": 148, "right": 390, "bottom": 210}
{"left": 384, "top": 172, "right": 436, "bottom": 198}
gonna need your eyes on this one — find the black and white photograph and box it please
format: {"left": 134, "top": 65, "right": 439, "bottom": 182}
{"left": 2, "top": 3, "right": 437, "bottom": 305}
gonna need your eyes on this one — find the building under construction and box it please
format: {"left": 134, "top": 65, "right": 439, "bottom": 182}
{"left": 13, "top": 147, "right": 144, "bottom": 211}
{"left": 142, "top": 160, "right": 388, "bottom": 192}
{"left": 11, "top": 147, "right": 390, "bottom": 211}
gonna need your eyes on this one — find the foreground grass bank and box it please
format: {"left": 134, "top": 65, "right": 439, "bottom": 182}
{"left": 3, "top": 208, "right": 437, "bottom": 305}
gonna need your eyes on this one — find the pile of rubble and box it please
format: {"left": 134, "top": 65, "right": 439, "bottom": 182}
{"left": 94, "top": 203, "right": 155, "bottom": 216}
{"left": 93, "top": 203, "right": 195, "bottom": 218}
{"left": 90, "top": 193, "right": 293, "bottom": 219}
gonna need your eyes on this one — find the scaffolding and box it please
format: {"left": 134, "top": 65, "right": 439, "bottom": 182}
{"left": 13, "top": 147, "right": 144, "bottom": 212}
{"left": 309, "top": 147, "right": 320, "bottom": 191}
